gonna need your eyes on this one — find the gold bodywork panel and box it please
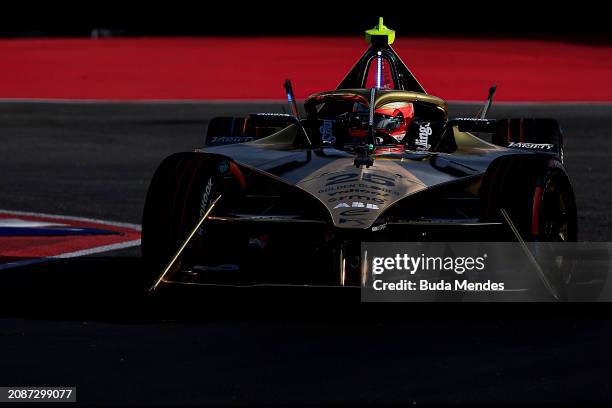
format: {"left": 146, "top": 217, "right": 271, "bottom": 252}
{"left": 297, "top": 158, "right": 427, "bottom": 229}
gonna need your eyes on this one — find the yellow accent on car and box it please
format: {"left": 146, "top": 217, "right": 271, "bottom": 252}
{"left": 365, "top": 17, "right": 396, "bottom": 45}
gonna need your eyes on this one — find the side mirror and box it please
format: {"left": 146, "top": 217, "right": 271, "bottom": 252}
{"left": 448, "top": 118, "right": 497, "bottom": 133}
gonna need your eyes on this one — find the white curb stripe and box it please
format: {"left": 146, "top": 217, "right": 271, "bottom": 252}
{"left": 0, "top": 209, "right": 142, "bottom": 271}
{"left": 0, "top": 239, "right": 141, "bottom": 271}
{"left": 0, "top": 209, "right": 141, "bottom": 231}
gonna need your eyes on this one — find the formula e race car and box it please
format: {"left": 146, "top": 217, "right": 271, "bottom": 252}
{"left": 142, "top": 19, "right": 577, "bottom": 291}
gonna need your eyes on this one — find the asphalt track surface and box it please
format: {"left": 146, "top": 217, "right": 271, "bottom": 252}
{"left": 1, "top": 102, "right": 612, "bottom": 406}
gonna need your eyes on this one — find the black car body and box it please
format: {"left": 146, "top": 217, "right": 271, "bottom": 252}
{"left": 142, "top": 22, "right": 576, "bottom": 291}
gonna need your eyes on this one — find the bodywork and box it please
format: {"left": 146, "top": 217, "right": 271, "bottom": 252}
{"left": 149, "top": 21, "right": 567, "bottom": 290}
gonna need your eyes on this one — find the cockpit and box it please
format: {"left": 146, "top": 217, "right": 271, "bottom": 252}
{"left": 299, "top": 18, "right": 451, "bottom": 152}
{"left": 208, "top": 18, "right": 462, "bottom": 155}
{"left": 303, "top": 89, "right": 449, "bottom": 151}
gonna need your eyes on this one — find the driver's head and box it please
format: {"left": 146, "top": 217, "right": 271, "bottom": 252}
{"left": 373, "top": 102, "right": 415, "bottom": 142}
{"left": 348, "top": 101, "right": 415, "bottom": 143}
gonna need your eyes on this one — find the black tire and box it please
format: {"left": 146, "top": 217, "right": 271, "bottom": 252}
{"left": 481, "top": 156, "right": 578, "bottom": 300}
{"left": 481, "top": 156, "right": 577, "bottom": 242}
{"left": 535, "top": 166, "right": 578, "bottom": 242}
{"left": 141, "top": 152, "right": 231, "bottom": 287}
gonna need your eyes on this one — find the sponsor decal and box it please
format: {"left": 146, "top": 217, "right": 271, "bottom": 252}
{"left": 508, "top": 142, "right": 554, "bottom": 150}
{"left": 218, "top": 160, "right": 230, "bottom": 174}
{"left": 319, "top": 120, "right": 336, "bottom": 144}
{"left": 248, "top": 234, "right": 269, "bottom": 249}
{"left": 371, "top": 223, "right": 387, "bottom": 232}
{"left": 197, "top": 177, "right": 214, "bottom": 236}
{"left": 193, "top": 264, "right": 240, "bottom": 272}
{"left": 337, "top": 207, "right": 370, "bottom": 226}
{"left": 415, "top": 122, "right": 432, "bottom": 151}
{"left": 338, "top": 218, "right": 367, "bottom": 226}
{"left": 325, "top": 173, "right": 395, "bottom": 187}
{"left": 253, "top": 112, "right": 290, "bottom": 117}
{"left": 334, "top": 202, "right": 380, "bottom": 210}
{"left": 327, "top": 188, "right": 390, "bottom": 198}
{"left": 211, "top": 136, "right": 255, "bottom": 144}
{"left": 319, "top": 183, "right": 396, "bottom": 195}
{"left": 391, "top": 133, "right": 406, "bottom": 143}
{"left": 329, "top": 195, "right": 384, "bottom": 204}
{"left": 0, "top": 210, "right": 141, "bottom": 270}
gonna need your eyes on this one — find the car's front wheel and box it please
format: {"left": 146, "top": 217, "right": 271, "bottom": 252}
{"left": 141, "top": 152, "right": 237, "bottom": 288}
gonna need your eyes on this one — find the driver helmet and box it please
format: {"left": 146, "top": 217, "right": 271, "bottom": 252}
{"left": 348, "top": 101, "right": 415, "bottom": 143}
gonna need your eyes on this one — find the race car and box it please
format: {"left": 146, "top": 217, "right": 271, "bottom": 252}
{"left": 142, "top": 19, "right": 577, "bottom": 291}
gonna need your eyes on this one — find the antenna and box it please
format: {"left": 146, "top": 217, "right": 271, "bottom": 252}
{"left": 283, "top": 79, "right": 300, "bottom": 119}
{"left": 479, "top": 84, "right": 497, "bottom": 119}
{"left": 355, "top": 88, "right": 376, "bottom": 168}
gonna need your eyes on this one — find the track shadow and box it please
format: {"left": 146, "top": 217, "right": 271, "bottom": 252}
{"left": 0, "top": 255, "right": 149, "bottom": 321}
{"left": 0, "top": 255, "right": 368, "bottom": 322}
{"left": 2, "top": 254, "right": 612, "bottom": 324}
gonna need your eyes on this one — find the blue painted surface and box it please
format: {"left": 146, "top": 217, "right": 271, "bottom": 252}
{"left": 0, "top": 227, "right": 120, "bottom": 237}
